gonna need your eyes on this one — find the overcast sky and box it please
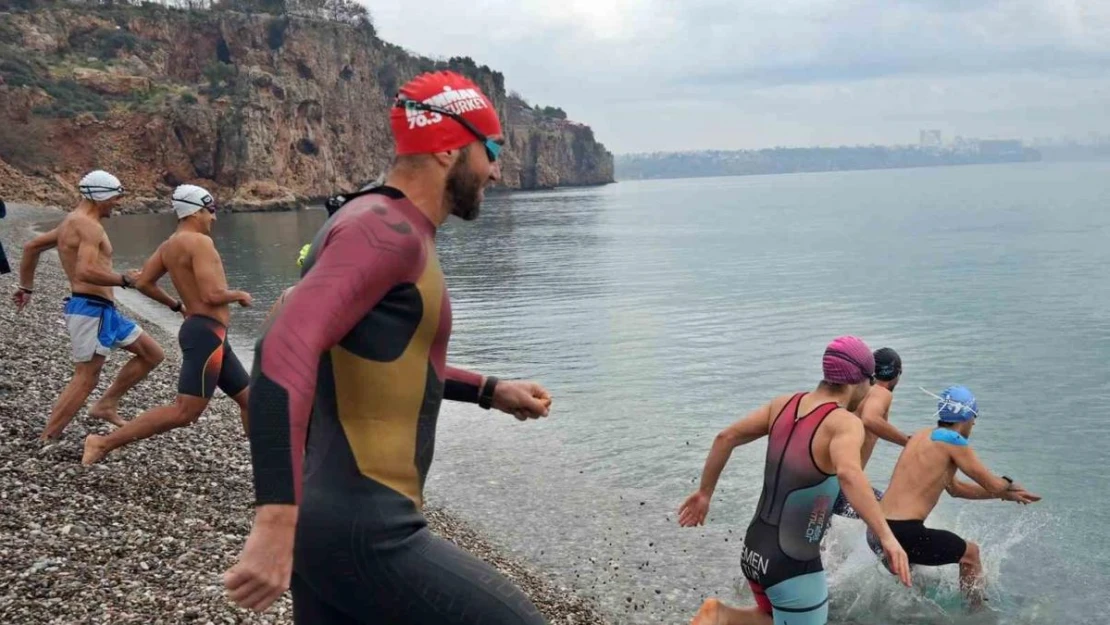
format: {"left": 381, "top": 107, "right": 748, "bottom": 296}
{"left": 365, "top": 0, "right": 1110, "bottom": 154}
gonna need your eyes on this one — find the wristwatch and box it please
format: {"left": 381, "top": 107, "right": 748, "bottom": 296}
{"left": 120, "top": 273, "right": 134, "bottom": 289}
{"left": 478, "top": 376, "right": 499, "bottom": 410}
{"left": 1002, "top": 476, "right": 1016, "bottom": 490}
{"left": 169, "top": 300, "right": 183, "bottom": 312}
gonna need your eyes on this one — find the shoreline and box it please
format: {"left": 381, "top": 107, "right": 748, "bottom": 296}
{"left": 4, "top": 180, "right": 617, "bottom": 217}
{"left": 0, "top": 203, "right": 609, "bottom": 624}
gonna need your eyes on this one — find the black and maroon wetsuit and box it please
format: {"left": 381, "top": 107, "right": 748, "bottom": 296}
{"left": 247, "top": 186, "right": 544, "bottom": 625}
{"left": 740, "top": 393, "right": 842, "bottom": 625}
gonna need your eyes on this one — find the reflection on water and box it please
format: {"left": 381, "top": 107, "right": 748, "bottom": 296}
{"left": 96, "top": 164, "right": 1110, "bottom": 624}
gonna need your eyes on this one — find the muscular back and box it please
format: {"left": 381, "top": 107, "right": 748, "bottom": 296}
{"left": 878, "top": 428, "right": 957, "bottom": 521}
{"left": 158, "top": 232, "right": 232, "bottom": 325}
{"left": 766, "top": 393, "right": 858, "bottom": 476}
{"left": 56, "top": 213, "right": 116, "bottom": 300}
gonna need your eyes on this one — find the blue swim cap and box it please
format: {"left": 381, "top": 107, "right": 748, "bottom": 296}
{"left": 936, "top": 385, "right": 978, "bottom": 423}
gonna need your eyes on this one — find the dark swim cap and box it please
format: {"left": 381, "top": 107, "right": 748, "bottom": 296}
{"left": 874, "top": 347, "right": 902, "bottom": 381}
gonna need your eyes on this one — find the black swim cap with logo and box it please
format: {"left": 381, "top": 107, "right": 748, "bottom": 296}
{"left": 874, "top": 347, "right": 902, "bottom": 381}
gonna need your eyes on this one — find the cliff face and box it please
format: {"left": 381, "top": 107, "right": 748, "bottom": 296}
{"left": 0, "top": 5, "right": 614, "bottom": 211}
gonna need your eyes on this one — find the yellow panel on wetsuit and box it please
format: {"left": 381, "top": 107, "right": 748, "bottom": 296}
{"left": 330, "top": 244, "right": 445, "bottom": 507}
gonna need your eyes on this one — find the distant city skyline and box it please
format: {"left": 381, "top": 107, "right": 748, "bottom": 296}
{"left": 612, "top": 130, "right": 1110, "bottom": 156}
{"left": 364, "top": 0, "right": 1110, "bottom": 155}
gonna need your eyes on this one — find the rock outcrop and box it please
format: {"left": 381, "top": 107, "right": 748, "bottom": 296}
{"left": 0, "top": 4, "right": 614, "bottom": 212}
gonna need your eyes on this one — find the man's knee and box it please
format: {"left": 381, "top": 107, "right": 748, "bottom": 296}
{"left": 74, "top": 361, "right": 104, "bottom": 390}
{"left": 961, "top": 541, "right": 981, "bottom": 565}
{"left": 143, "top": 338, "right": 166, "bottom": 367}
{"left": 129, "top": 333, "right": 165, "bottom": 367}
{"left": 172, "top": 398, "right": 208, "bottom": 427}
{"left": 232, "top": 387, "right": 249, "bottom": 409}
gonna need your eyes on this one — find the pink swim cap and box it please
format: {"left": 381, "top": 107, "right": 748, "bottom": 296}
{"left": 822, "top": 336, "right": 875, "bottom": 385}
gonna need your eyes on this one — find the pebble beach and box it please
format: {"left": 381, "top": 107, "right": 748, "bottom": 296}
{"left": 0, "top": 203, "right": 610, "bottom": 625}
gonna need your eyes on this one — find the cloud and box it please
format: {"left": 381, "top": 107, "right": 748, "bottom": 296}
{"left": 364, "top": 0, "right": 1110, "bottom": 153}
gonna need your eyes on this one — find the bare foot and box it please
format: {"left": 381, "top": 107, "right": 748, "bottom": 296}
{"left": 967, "top": 592, "right": 987, "bottom": 613}
{"left": 81, "top": 435, "right": 110, "bottom": 466}
{"left": 691, "top": 598, "right": 721, "bottom": 625}
{"left": 88, "top": 399, "right": 125, "bottom": 427}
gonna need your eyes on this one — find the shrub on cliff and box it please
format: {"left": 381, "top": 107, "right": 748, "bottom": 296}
{"left": 286, "top": 0, "right": 374, "bottom": 32}
{"left": 0, "top": 54, "right": 40, "bottom": 88}
{"left": 71, "top": 27, "right": 151, "bottom": 61}
{"left": 535, "top": 105, "right": 567, "bottom": 120}
{"left": 202, "top": 60, "right": 236, "bottom": 96}
{"left": 0, "top": 0, "right": 49, "bottom": 11}
{"left": 0, "top": 117, "right": 57, "bottom": 171}
{"left": 1, "top": 44, "right": 110, "bottom": 118}
{"left": 33, "top": 80, "right": 109, "bottom": 118}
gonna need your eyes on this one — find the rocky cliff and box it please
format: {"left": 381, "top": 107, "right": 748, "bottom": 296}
{"left": 0, "top": 3, "right": 614, "bottom": 211}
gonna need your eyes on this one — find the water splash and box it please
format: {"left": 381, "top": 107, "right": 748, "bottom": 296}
{"left": 761, "top": 511, "right": 1058, "bottom": 625}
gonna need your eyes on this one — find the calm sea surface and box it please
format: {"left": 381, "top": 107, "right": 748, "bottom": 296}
{"left": 98, "top": 162, "right": 1110, "bottom": 624}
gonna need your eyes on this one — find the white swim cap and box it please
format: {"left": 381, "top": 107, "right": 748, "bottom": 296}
{"left": 172, "top": 184, "right": 216, "bottom": 219}
{"left": 78, "top": 170, "right": 124, "bottom": 202}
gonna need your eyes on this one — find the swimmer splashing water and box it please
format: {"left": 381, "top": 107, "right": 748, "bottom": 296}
{"left": 224, "top": 71, "right": 555, "bottom": 624}
{"left": 866, "top": 385, "right": 1041, "bottom": 611}
{"left": 679, "top": 336, "right": 911, "bottom": 625}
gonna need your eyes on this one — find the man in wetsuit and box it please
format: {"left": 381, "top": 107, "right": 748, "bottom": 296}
{"left": 11, "top": 170, "right": 166, "bottom": 440}
{"left": 830, "top": 347, "right": 911, "bottom": 518}
{"left": 678, "top": 336, "right": 911, "bottom": 625}
{"left": 81, "top": 184, "right": 252, "bottom": 465}
{"left": 865, "top": 385, "right": 1040, "bottom": 610}
{"left": 224, "top": 71, "right": 554, "bottom": 624}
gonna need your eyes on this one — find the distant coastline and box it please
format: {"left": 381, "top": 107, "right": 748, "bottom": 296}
{"left": 615, "top": 142, "right": 1043, "bottom": 181}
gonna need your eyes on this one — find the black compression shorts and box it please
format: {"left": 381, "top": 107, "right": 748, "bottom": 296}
{"left": 178, "top": 315, "right": 248, "bottom": 399}
{"left": 868, "top": 519, "right": 968, "bottom": 567}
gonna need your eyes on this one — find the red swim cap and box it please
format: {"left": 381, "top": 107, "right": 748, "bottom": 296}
{"left": 389, "top": 71, "right": 503, "bottom": 156}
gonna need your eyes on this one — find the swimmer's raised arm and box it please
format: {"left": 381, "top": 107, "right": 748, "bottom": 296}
{"left": 859, "top": 391, "right": 909, "bottom": 446}
{"left": 678, "top": 398, "right": 779, "bottom": 527}
{"left": 945, "top": 478, "right": 996, "bottom": 500}
{"left": 72, "top": 219, "right": 130, "bottom": 287}
{"left": 444, "top": 366, "right": 551, "bottom": 420}
{"left": 828, "top": 412, "right": 911, "bottom": 587}
{"left": 948, "top": 445, "right": 1013, "bottom": 497}
{"left": 191, "top": 236, "right": 250, "bottom": 307}
{"left": 134, "top": 242, "right": 183, "bottom": 313}
{"left": 12, "top": 227, "right": 58, "bottom": 308}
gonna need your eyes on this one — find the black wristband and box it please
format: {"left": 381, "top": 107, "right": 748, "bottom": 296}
{"left": 444, "top": 379, "right": 479, "bottom": 404}
{"left": 478, "top": 376, "right": 499, "bottom": 410}
{"left": 170, "top": 300, "right": 183, "bottom": 312}
{"left": 120, "top": 273, "right": 132, "bottom": 289}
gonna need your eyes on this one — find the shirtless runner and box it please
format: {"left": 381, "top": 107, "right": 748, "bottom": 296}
{"left": 865, "top": 384, "right": 1041, "bottom": 610}
{"left": 830, "top": 347, "right": 911, "bottom": 518}
{"left": 12, "top": 170, "right": 166, "bottom": 440}
{"left": 82, "top": 185, "right": 252, "bottom": 465}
